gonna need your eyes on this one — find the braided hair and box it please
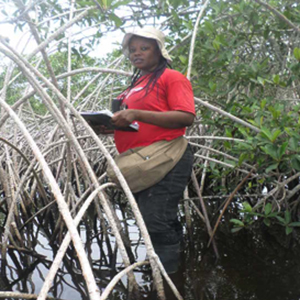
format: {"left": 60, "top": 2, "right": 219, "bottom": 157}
{"left": 122, "top": 56, "right": 171, "bottom": 101}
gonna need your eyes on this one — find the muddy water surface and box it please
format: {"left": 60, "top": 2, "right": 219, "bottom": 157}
{"left": 2, "top": 209, "right": 300, "bottom": 300}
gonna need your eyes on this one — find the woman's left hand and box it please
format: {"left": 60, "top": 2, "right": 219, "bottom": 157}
{"left": 112, "top": 109, "right": 194, "bottom": 129}
{"left": 111, "top": 110, "right": 137, "bottom": 128}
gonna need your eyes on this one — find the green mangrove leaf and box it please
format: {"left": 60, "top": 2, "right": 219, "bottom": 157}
{"left": 286, "top": 226, "right": 293, "bottom": 235}
{"left": 237, "top": 142, "right": 253, "bottom": 150}
{"left": 278, "top": 141, "right": 288, "bottom": 158}
{"left": 275, "top": 216, "right": 285, "bottom": 224}
{"left": 268, "top": 106, "right": 281, "bottom": 119}
{"left": 238, "top": 153, "right": 248, "bottom": 166}
{"left": 242, "top": 201, "right": 252, "bottom": 213}
{"left": 271, "top": 129, "right": 282, "bottom": 142}
{"left": 224, "top": 141, "right": 232, "bottom": 149}
{"left": 294, "top": 47, "right": 300, "bottom": 62}
{"left": 273, "top": 74, "right": 280, "bottom": 84}
{"left": 261, "top": 99, "right": 267, "bottom": 109}
{"left": 260, "top": 116, "right": 264, "bottom": 126}
{"left": 209, "top": 80, "right": 217, "bottom": 92}
{"left": 179, "top": 55, "right": 187, "bottom": 64}
{"left": 109, "top": 13, "right": 122, "bottom": 27}
{"left": 111, "top": 0, "right": 131, "bottom": 9}
{"left": 264, "top": 203, "right": 272, "bottom": 215}
{"left": 213, "top": 39, "right": 220, "bottom": 51}
{"left": 265, "top": 163, "right": 278, "bottom": 173}
{"left": 225, "top": 128, "right": 232, "bottom": 137}
{"left": 260, "top": 127, "right": 273, "bottom": 141}
{"left": 284, "top": 127, "right": 293, "bottom": 136}
{"left": 204, "top": 21, "right": 214, "bottom": 33}
{"left": 261, "top": 144, "right": 279, "bottom": 161}
{"left": 289, "top": 137, "right": 299, "bottom": 151}
{"left": 257, "top": 77, "right": 265, "bottom": 86}
{"left": 101, "top": 0, "right": 108, "bottom": 9}
{"left": 268, "top": 212, "right": 279, "bottom": 217}
{"left": 230, "top": 219, "right": 244, "bottom": 227}
{"left": 231, "top": 227, "right": 243, "bottom": 233}
{"left": 291, "top": 156, "right": 300, "bottom": 171}
{"left": 264, "top": 218, "right": 271, "bottom": 227}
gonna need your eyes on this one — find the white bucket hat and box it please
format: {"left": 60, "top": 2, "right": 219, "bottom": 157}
{"left": 122, "top": 27, "right": 172, "bottom": 62}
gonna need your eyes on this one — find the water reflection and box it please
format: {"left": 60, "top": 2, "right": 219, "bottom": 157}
{"left": 184, "top": 219, "right": 300, "bottom": 300}
{"left": 2, "top": 201, "right": 300, "bottom": 300}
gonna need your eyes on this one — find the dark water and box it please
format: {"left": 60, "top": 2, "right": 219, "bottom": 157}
{"left": 1, "top": 205, "right": 300, "bottom": 300}
{"left": 184, "top": 221, "right": 300, "bottom": 300}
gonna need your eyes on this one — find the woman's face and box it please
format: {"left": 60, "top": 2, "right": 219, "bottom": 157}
{"left": 128, "top": 36, "right": 162, "bottom": 74}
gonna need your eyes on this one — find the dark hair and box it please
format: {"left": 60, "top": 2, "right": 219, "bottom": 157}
{"left": 122, "top": 57, "right": 172, "bottom": 101}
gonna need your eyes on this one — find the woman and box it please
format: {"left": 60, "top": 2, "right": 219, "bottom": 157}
{"left": 94, "top": 27, "right": 195, "bottom": 274}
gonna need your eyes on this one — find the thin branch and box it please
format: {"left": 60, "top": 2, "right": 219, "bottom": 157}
{"left": 187, "top": 0, "right": 211, "bottom": 79}
{"left": 0, "top": 291, "right": 63, "bottom": 300}
{"left": 38, "top": 183, "right": 115, "bottom": 300}
{"left": 100, "top": 261, "right": 149, "bottom": 300}
{"left": 187, "top": 136, "right": 246, "bottom": 142}
{"left": 183, "top": 198, "right": 205, "bottom": 222}
{"left": 194, "top": 153, "right": 250, "bottom": 174}
{"left": 253, "top": 0, "right": 300, "bottom": 33}
{"left": 190, "top": 142, "right": 255, "bottom": 170}
{"left": 28, "top": 7, "right": 93, "bottom": 60}
{"left": 191, "top": 170, "right": 219, "bottom": 258}
{"left": 194, "top": 97, "right": 261, "bottom": 133}
{"left": 207, "top": 167, "right": 255, "bottom": 247}
{"left": 0, "top": 42, "right": 165, "bottom": 299}
{"left": 0, "top": 98, "right": 101, "bottom": 300}
{"left": 57, "top": 67, "right": 132, "bottom": 79}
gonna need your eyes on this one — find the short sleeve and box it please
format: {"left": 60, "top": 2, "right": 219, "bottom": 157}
{"left": 164, "top": 70, "right": 195, "bottom": 115}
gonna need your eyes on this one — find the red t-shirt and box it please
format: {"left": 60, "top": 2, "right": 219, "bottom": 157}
{"left": 114, "top": 68, "right": 195, "bottom": 153}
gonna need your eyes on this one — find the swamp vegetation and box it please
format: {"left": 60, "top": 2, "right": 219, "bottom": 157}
{"left": 1, "top": 0, "right": 300, "bottom": 299}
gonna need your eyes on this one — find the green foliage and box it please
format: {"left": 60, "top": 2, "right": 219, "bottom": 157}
{"left": 163, "top": 0, "right": 300, "bottom": 205}
{"left": 294, "top": 48, "right": 300, "bottom": 62}
{"left": 231, "top": 202, "right": 300, "bottom": 235}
